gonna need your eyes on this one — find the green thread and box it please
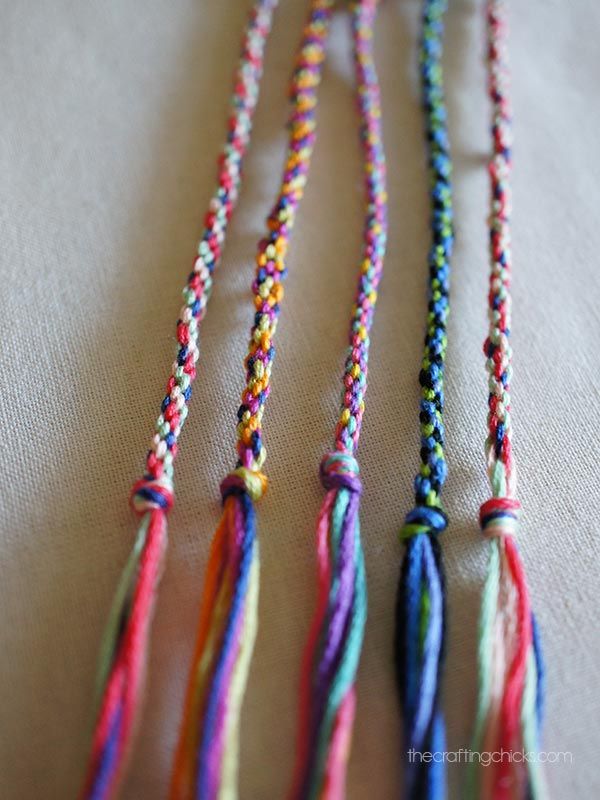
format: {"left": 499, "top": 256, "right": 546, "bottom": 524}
{"left": 94, "top": 515, "right": 150, "bottom": 707}
{"left": 311, "top": 490, "right": 367, "bottom": 800}
{"left": 466, "top": 539, "right": 501, "bottom": 799}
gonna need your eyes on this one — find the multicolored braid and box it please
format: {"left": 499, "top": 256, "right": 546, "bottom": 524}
{"left": 169, "top": 3, "right": 335, "bottom": 798}
{"left": 79, "top": 2, "right": 278, "bottom": 797}
{"left": 467, "top": 3, "right": 545, "bottom": 799}
{"left": 290, "top": 2, "right": 387, "bottom": 797}
{"left": 394, "top": 2, "right": 453, "bottom": 798}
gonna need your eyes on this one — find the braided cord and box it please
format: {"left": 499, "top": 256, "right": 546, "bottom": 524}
{"left": 468, "top": 3, "right": 545, "bottom": 798}
{"left": 332, "top": 4, "right": 387, "bottom": 460}
{"left": 79, "top": 3, "right": 278, "bottom": 798}
{"left": 234, "top": 0, "right": 335, "bottom": 474}
{"left": 410, "top": 0, "right": 452, "bottom": 519}
{"left": 483, "top": 0, "right": 516, "bottom": 503}
{"left": 290, "top": 2, "right": 387, "bottom": 797}
{"left": 140, "top": 0, "right": 278, "bottom": 497}
{"left": 169, "top": 3, "right": 336, "bottom": 798}
{"left": 395, "top": 2, "right": 453, "bottom": 798}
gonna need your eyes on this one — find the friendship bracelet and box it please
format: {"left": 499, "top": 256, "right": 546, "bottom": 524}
{"left": 168, "top": 3, "right": 335, "bottom": 798}
{"left": 290, "top": 1, "right": 387, "bottom": 797}
{"left": 394, "top": 1, "right": 453, "bottom": 798}
{"left": 76, "top": 4, "right": 549, "bottom": 799}
{"left": 468, "top": 3, "right": 545, "bottom": 798}
{"left": 78, "top": 2, "right": 278, "bottom": 797}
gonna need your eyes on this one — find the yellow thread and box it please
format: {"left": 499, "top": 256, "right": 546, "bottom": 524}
{"left": 219, "top": 548, "right": 260, "bottom": 800}
{"left": 229, "top": 466, "right": 268, "bottom": 501}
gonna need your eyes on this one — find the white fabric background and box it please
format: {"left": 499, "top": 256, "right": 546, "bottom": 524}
{"left": 1, "top": 0, "right": 598, "bottom": 797}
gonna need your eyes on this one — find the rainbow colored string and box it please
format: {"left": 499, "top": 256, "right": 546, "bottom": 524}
{"left": 394, "top": 1, "right": 453, "bottom": 798}
{"left": 78, "top": 2, "right": 278, "bottom": 797}
{"left": 169, "top": 3, "right": 335, "bottom": 798}
{"left": 467, "top": 3, "right": 545, "bottom": 799}
{"left": 75, "top": 2, "right": 552, "bottom": 798}
{"left": 290, "top": 1, "right": 387, "bottom": 797}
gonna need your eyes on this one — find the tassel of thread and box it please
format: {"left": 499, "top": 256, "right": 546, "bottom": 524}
{"left": 169, "top": 468, "right": 266, "bottom": 800}
{"left": 291, "top": 1, "right": 387, "bottom": 795}
{"left": 396, "top": 511, "right": 447, "bottom": 800}
{"left": 171, "top": 4, "right": 335, "bottom": 798}
{"left": 292, "top": 453, "right": 368, "bottom": 800}
{"left": 79, "top": 478, "right": 173, "bottom": 800}
{"left": 469, "top": 498, "right": 544, "bottom": 800}
{"left": 394, "top": 1, "right": 453, "bottom": 797}
{"left": 467, "top": 3, "right": 544, "bottom": 798}
{"left": 79, "top": 2, "right": 278, "bottom": 796}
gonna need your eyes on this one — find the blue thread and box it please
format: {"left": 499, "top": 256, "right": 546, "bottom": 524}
{"left": 532, "top": 613, "right": 545, "bottom": 730}
{"left": 135, "top": 487, "right": 171, "bottom": 510}
{"left": 88, "top": 704, "right": 122, "bottom": 800}
{"left": 196, "top": 492, "right": 257, "bottom": 798}
{"left": 480, "top": 509, "right": 519, "bottom": 527}
{"left": 404, "top": 506, "right": 448, "bottom": 535}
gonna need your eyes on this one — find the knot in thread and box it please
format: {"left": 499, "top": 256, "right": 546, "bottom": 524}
{"left": 479, "top": 496, "right": 520, "bottom": 539}
{"left": 319, "top": 451, "right": 362, "bottom": 494}
{"left": 400, "top": 505, "right": 448, "bottom": 540}
{"left": 220, "top": 466, "right": 268, "bottom": 503}
{"left": 130, "top": 475, "right": 174, "bottom": 515}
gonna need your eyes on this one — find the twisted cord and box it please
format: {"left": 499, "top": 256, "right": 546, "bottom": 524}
{"left": 79, "top": 3, "right": 278, "bottom": 797}
{"left": 394, "top": 2, "right": 453, "bottom": 798}
{"left": 170, "top": 3, "right": 336, "bottom": 798}
{"left": 290, "top": 2, "right": 388, "bottom": 797}
{"left": 468, "top": 3, "right": 545, "bottom": 799}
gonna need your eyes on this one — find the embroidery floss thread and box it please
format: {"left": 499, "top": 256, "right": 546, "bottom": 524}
{"left": 78, "top": 2, "right": 278, "bottom": 797}
{"left": 394, "top": 1, "right": 453, "bottom": 798}
{"left": 290, "top": 1, "right": 387, "bottom": 797}
{"left": 169, "top": 3, "right": 335, "bottom": 798}
{"left": 467, "top": 3, "right": 545, "bottom": 798}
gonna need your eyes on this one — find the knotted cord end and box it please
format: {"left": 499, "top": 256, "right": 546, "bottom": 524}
{"left": 479, "top": 496, "right": 520, "bottom": 539}
{"left": 130, "top": 475, "right": 175, "bottom": 515}
{"left": 220, "top": 466, "right": 268, "bottom": 502}
{"left": 319, "top": 451, "right": 362, "bottom": 494}
{"left": 400, "top": 504, "right": 447, "bottom": 540}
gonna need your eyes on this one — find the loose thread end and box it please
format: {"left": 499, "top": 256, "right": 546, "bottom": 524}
{"left": 291, "top": 452, "right": 366, "bottom": 800}
{"left": 170, "top": 476, "right": 261, "bottom": 800}
{"left": 80, "top": 477, "right": 173, "bottom": 800}
{"left": 395, "top": 509, "right": 447, "bottom": 800}
{"left": 472, "top": 500, "right": 545, "bottom": 799}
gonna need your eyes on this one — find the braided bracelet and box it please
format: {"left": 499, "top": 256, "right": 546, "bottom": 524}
{"left": 394, "top": 2, "right": 453, "bottom": 798}
{"left": 468, "top": 3, "right": 545, "bottom": 798}
{"left": 168, "top": 3, "right": 335, "bottom": 798}
{"left": 78, "top": 2, "right": 278, "bottom": 797}
{"left": 289, "top": 1, "right": 387, "bottom": 797}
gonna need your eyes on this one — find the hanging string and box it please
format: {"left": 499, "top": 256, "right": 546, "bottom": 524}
{"left": 169, "top": 3, "right": 336, "bottom": 798}
{"left": 394, "top": 1, "right": 453, "bottom": 798}
{"left": 467, "top": 3, "right": 545, "bottom": 799}
{"left": 289, "top": 1, "right": 387, "bottom": 797}
{"left": 78, "top": 2, "right": 278, "bottom": 797}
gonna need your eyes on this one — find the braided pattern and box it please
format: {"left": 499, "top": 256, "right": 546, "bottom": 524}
{"left": 170, "top": 4, "right": 336, "bottom": 799}
{"left": 395, "top": 2, "right": 453, "bottom": 797}
{"left": 236, "top": 0, "right": 336, "bottom": 474}
{"left": 291, "top": 2, "right": 387, "bottom": 797}
{"left": 79, "top": 4, "right": 278, "bottom": 798}
{"left": 332, "top": 28, "right": 387, "bottom": 459}
{"left": 144, "top": 0, "right": 278, "bottom": 491}
{"left": 483, "top": 0, "right": 515, "bottom": 500}
{"left": 468, "top": 3, "right": 545, "bottom": 798}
